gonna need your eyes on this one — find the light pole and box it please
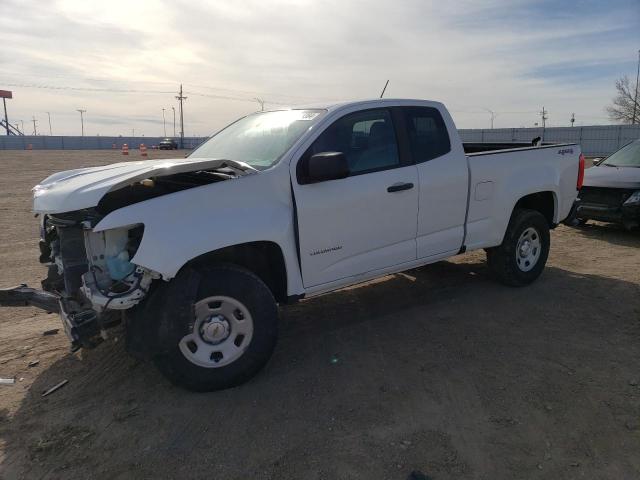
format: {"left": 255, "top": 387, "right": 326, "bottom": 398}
{"left": 483, "top": 108, "right": 497, "bottom": 129}
{"left": 171, "top": 106, "right": 176, "bottom": 137}
{"left": 253, "top": 97, "right": 265, "bottom": 111}
{"left": 633, "top": 49, "right": 639, "bottom": 124}
{"left": 46, "top": 112, "right": 52, "bottom": 135}
{"left": 162, "top": 108, "right": 167, "bottom": 137}
{"left": 76, "top": 109, "right": 86, "bottom": 136}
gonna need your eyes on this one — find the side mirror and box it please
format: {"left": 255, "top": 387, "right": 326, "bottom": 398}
{"left": 301, "top": 151, "right": 349, "bottom": 184}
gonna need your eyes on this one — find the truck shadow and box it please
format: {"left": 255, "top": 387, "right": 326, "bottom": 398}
{"left": 2, "top": 260, "right": 640, "bottom": 479}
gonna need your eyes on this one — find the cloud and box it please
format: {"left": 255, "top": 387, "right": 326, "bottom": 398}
{"left": 1, "top": 0, "right": 638, "bottom": 135}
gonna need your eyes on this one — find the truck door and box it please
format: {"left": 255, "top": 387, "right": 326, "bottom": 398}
{"left": 291, "top": 108, "right": 419, "bottom": 288}
{"left": 398, "top": 106, "right": 468, "bottom": 258}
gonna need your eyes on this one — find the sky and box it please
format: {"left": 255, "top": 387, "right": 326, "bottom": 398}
{"left": 0, "top": 0, "right": 639, "bottom": 137}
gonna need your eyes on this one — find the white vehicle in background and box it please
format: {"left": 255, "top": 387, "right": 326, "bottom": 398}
{"left": 0, "top": 99, "right": 584, "bottom": 391}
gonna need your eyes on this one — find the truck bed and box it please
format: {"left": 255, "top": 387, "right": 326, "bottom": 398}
{"left": 463, "top": 142, "right": 581, "bottom": 251}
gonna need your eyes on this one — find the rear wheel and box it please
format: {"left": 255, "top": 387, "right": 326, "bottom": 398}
{"left": 153, "top": 264, "right": 278, "bottom": 391}
{"left": 486, "top": 209, "right": 550, "bottom": 287}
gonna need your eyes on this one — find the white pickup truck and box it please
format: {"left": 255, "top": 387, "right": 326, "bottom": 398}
{"left": 1, "top": 99, "right": 584, "bottom": 391}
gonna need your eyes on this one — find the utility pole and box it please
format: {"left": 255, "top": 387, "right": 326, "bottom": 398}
{"left": 570, "top": 113, "right": 575, "bottom": 127}
{"left": 162, "top": 108, "right": 167, "bottom": 136}
{"left": 31, "top": 116, "right": 38, "bottom": 135}
{"left": 539, "top": 107, "right": 548, "bottom": 128}
{"left": 253, "top": 97, "right": 265, "bottom": 111}
{"left": 76, "top": 109, "right": 86, "bottom": 136}
{"left": 2, "top": 99, "right": 8, "bottom": 136}
{"left": 379, "top": 80, "right": 389, "bottom": 98}
{"left": 633, "top": 49, "right": 639, "bottom": 124}
{"left": 46, "top": 112, "right": 52, "bottom": 135}
{"left": 175, "top": 84, "right": 187, "bottom": 149}
{"left": 483, "top": 108, "right": 497, "bottom": 129}
{"left": 172, "top": 106, "right": 176, "bottom": 136}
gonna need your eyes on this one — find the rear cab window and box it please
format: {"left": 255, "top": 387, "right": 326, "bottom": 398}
{"left": 401, "top": 107, "right": 451, "bottom": 163}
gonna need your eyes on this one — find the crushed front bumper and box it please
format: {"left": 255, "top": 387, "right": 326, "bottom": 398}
{"left": 0, "top": 285, "right": 101, "bottom": 350}
{"left": 575, "top": 201, "right": 640, "bottom": 228}
{"left": 574, "top": 187, "right": 640, "bottom": 229}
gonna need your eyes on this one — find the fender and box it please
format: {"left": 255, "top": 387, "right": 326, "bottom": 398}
{"left": 93, "top": 165, "right": 305, "bottom": 296}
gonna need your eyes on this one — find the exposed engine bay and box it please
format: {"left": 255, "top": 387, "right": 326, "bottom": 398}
{"left": 34, "top": 167, "right": 241, "bottom": 349}
{"left": 97, "top": 169, "right": 235, "bottom": 214}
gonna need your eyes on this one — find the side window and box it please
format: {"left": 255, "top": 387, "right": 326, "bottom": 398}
{"left": 306, "top": 109, "right": 400, "bottom": 175}
{"left": 402, "top": 107, "right": 451, "bottom": 163}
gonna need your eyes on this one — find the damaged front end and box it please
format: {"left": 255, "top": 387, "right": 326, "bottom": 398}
{"left": 1, "top": 210, "right": 157, "bottom": 350}
{"left": 1, "top": 157, "right": 254, "bottom": 351}
{"left": 575, "top": 187, "right": 640, "bottom": 230}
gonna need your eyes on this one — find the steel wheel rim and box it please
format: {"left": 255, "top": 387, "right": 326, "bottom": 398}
{"left": 515, "top": 226, "right": 541, "bottom": 272}
{"left": 179, "top": 295, "right": 254, "bottom": 368}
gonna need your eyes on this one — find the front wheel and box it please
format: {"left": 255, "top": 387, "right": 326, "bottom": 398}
{"left": 153, "top": 264, "right": 278, "bottom": 392}
{"left": 486, "top": 209, "right": 550, "bottom": 287}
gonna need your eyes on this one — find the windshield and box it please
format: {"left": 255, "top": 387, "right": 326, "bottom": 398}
{"left": 601, "top": 140, "right": 640, "bottom": 167}
{"left": 190, "top": 109, "right": 326, "bottom": 170}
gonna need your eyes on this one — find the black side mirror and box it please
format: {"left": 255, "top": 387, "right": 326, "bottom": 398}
{"left": 301, "top": 151, "right": 349, "bottom": 184}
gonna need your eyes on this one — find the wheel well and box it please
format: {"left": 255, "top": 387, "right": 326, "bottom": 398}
{"left": 514, "top": 191, "right": 555, "bottom": 226}
{"left": 186, "top": 241, "right": 288, "bottom": 303}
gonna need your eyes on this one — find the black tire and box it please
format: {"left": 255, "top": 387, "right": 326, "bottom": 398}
{"left": 486, "top": 209, "right": 550, "bottom": 287}
{"left": 153, "top": 264, "right": 278, "bottom": 392}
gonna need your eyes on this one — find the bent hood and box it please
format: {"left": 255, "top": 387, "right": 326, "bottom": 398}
{"left": 33, "top": 157, "right": 250, "bottom": 214}
{"left": 583, "top": 165, "right": 640, "bottom": 190}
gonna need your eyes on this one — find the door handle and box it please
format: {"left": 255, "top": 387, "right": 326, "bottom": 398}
{"left": 387, "top": 182, "right": 414, "bottom": 193}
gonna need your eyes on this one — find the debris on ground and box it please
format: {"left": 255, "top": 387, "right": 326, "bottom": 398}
{"left": 28, "top": 360, "right": 40, "bottom": 368}
{"left": 42, "top": 329, "right": 59, "bottom": 336}
{"left": 41, "top": 379, "right": 68, "bottom": 397}
{"left": 0, "top": 377, "right": 15, "bottom": 385}
{"left": 29, "top": 425, "right": 94, "bottom": 460}
{"left": 113, "top": 403, "right": 140, "bottom": 422}
{"left": 625, "top": 419, "right": 639, "bottom": 431}
{"left": 407, "top": 471, "right": 433, "bottom": 480}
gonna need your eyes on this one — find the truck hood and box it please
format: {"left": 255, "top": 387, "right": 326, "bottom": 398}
{"left": 33, "top": 157, "right": 254, "bottom": 214}
{"left": 583, "top": 165, "right": 640, "bottom": 190}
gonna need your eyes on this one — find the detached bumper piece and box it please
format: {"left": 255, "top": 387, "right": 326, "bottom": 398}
{"left": 0, "top": 285, "right": 60, "bottom": 313}
{"left": 59, "top": 304, "right": 101, "bottom": 351}
{"left": 0, "top": 285, "right": 101, "bottom": 350}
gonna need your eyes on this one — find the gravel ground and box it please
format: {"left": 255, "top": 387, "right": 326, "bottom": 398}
{"left": 0, "top": 150, "right": 638, "bottom": 479}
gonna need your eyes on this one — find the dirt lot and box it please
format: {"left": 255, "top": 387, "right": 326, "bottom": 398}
{"left": 0, "top": 149, "right": 638, "bottom": 479}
